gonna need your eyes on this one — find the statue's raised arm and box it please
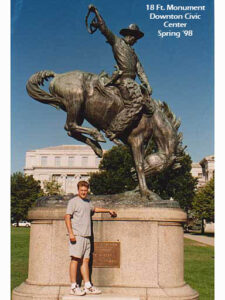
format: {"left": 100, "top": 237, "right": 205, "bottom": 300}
{"left": 87, "top": 4, "right": 116, "bottom": 45}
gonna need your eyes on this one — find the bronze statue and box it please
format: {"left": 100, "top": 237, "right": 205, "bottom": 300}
{"left": 26, "top": 5, "right": 184, "bottom": 201}
{"left": 86, "top": 5, "right": 153, "bottom": 144}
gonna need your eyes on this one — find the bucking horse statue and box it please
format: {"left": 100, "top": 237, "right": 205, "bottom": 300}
{"left": 26, "top": 6, "right": 184, "bottom": 201}
{"left": 26, "top": 69, "right": 184, "bottom": 201}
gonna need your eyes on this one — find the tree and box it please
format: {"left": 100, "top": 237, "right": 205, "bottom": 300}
{"left": 89, "top": 145, "right": 135, "bottom": 195}
{"left": 11, "top": 172, "right": 44, "bottom": 225}
{"left": 192, "top": 177, "right": 214, "bottom": 234}
{"left": 146, "top": 149, "right": 198, "bottom": 214}
{"left": 43, "top": 179, "right": 63, "bottom": 196}
{"left": 89, "top": 145, "right": 197, "bottom": 213}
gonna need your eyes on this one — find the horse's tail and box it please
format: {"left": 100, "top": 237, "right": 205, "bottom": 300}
{"left": 26, "top": 70, "right": 65, "bottom": 110}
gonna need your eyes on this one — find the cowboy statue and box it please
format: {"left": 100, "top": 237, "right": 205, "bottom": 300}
{"left": 86, "top": 4, "right": 154, "bottom": 143}
{"left": 26, "top": 4, "right": 184, "bottom": 200}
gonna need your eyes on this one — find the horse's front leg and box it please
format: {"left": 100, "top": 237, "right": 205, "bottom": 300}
{"left": 66, "top": 123, "right": 106, "bottom": 143}
{"left": 130, "top": 136, "right": 162, "bottom": 202}
{"left": 68, "top": 131, "right": 103, "bottom": 158}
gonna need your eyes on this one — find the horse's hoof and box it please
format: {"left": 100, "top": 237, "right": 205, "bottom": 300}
{"left": 95, "top": 148, "right": 103, "bottom": 158}
{"left": 141, "top": 190, "right": 162, "bottom": 202}
{"left": 97, "top": 135, "right": 106, "bottom": 142}
{"left": 92, "top": 131, "right": 106, "bottom": 142}
{"left": 140, "top": 195, "right": 148, "bottom": 201}
{"left": 112, "top": 138, "right": 123, "bottom": 146}
{"left": 148, "top": 192, "right": 162, "bottom": 202}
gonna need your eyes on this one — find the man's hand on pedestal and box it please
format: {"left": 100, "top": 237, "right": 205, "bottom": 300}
{"left": 109, "top": 210, "right": 117, "bottom": 218}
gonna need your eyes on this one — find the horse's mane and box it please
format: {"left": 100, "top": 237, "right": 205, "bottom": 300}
{"left": 151, "top": 99, "right": 186, "bottom": 169}
{"left": 156, "top": 100, "right": 181, "bottom": 130}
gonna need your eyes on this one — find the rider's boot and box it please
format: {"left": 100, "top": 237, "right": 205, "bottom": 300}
{"left": 104, "top": 70, "right": 123, "bottom": 87}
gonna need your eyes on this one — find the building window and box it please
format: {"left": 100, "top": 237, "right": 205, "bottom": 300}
{"left": 52, "top": 174, "right": 61, "bottom": 182}
{"left": 80, "top": 174, "right": 88, "bottom": 181}
{"left": 66, "top": 175, "right": 74, "bottom": 182}
{"left": 82, "top": 156, "right": 88, "bottom": 167}
{"left": 55, "top": 156, "right": 61, "bottom": 167}
{"left": 68, "top": 157, "right": 74, "bottom": 167}
{"left": 41, "top": 156, "right": 48, "bottom": 167}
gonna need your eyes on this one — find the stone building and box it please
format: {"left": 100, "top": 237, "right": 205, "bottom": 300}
{"left": 191, "top": 155, "right": 215, "bottom": 233}
{"left": 191, "top": 155, "right": 214, "bottom": 188}
{"left": 24, "top": 145, "right": 103, "bottom": 194}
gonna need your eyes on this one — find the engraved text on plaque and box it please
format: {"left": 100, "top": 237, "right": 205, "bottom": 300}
{"left": 92, "top": 242, "right": 120, "bottom": 268}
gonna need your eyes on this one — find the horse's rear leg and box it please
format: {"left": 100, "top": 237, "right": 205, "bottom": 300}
{"left": 64, "top": 97, "right": 106, "bottom": 143}
{"left": 130, "top": 136, "right": 149, "bottom": 198}
{"left": 130, "top": 136, "right": 162, "bottom": 201}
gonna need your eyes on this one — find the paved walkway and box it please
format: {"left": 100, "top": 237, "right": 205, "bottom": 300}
{"left": 184, "top": 233, "right": 214, "bottom": 246}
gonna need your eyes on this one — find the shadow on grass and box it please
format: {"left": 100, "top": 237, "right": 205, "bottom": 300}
{"left": 189, "top": 231, "right": 214, "bottom": 237}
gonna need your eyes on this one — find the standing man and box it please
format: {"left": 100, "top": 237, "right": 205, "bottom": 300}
{"left": 87, "top": 4, "right": 154, "bottom": 142}
{"left": 64, "top": 180, "right": 117, "bottom": 296}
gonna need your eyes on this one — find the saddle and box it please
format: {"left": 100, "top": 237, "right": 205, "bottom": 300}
{"left": 93, "top": 71, "right": 122, "bottom": 100}
{"left": 94, "top": 71, "right": 154, "bottom": 117}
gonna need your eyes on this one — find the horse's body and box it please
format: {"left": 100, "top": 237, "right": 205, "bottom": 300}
{"left": 50, "top": 71, "right": 123, "bottom": 131}
{"left": 26, "top": 70, "right": 183, "bottom": 200}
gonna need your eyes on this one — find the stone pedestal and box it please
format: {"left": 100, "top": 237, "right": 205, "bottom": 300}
{"left": 62, "top": 296, "right": 139, "bottom": 300}
{"left": 12, "top": 205, "right": 198, "bottom": 300}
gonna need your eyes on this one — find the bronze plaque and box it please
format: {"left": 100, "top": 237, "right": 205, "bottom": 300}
{"left": 92, "top": 242, "right": 120, "bottom": 268}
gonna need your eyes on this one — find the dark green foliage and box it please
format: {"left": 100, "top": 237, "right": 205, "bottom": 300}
{"left": 43, "top": 179, "right": 63, "bottom": 195}
{"left": 147, "top": 150, "right": 198, "bottom": 212}
{"left": 192, "top": 177, "right": 214, "bottom": 222}
{"left": 11, "top": 172, "right": 44, "bottom": 224}
{"left": 89, "top": 145, "right": 197, "bottom": 212}
{"left": 89, "top": 145, "right": 136, "bottom": 194}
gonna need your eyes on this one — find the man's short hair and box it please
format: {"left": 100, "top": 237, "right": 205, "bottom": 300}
{"left": 77, "top": 180, "right": 89, "bottom": 190}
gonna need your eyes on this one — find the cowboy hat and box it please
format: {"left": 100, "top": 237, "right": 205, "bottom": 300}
{"left": 120, "top": 24, "right": 144, "bottom": 39}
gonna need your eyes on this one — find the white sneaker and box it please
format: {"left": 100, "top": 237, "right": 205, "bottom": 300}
{"left": 70, "top": 285, "right": 86, "bottom": 296}
{"left": 84, "top": 285, "right": 101, "bottom": 295}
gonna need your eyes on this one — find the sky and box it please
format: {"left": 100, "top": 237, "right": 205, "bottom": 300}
{"left": 11, "top": 0, "right": 214, "bottom": 173}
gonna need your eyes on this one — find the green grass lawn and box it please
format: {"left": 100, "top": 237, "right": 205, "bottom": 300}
{"left": 11, "top": 227, "right": 30, "bottom": 292}
{"left": 184, "top": 238, "right": 214, "bottom": 299}
{"left": 11, "top": 228, "right": 214, "bottom": 299}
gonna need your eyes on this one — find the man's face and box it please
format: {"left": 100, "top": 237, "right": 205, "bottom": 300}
{"left": 78, "top": 186, "right": 88, "bottom": 199}
{"left": 125, "top": 35, "right": 137, "bottom": 46}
